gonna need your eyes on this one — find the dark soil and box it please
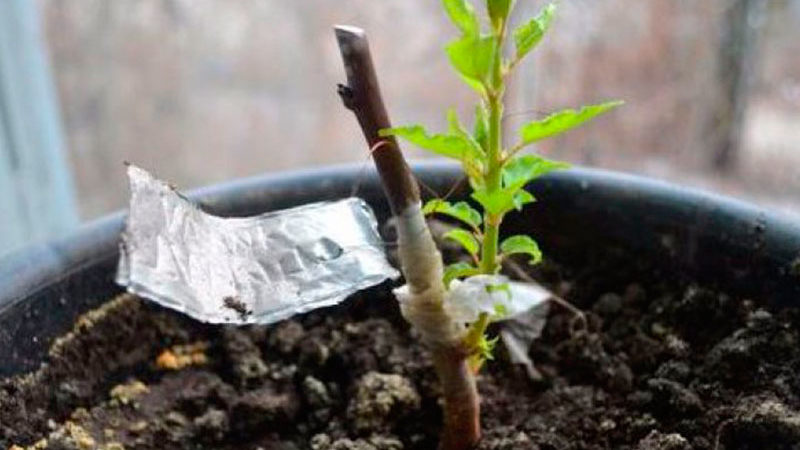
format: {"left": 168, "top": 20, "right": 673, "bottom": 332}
{"left": 3, "top": 253, "right": 800, "bottom": 449}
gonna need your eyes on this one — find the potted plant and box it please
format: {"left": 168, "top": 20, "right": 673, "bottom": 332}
{"left": 333, "top": 0, "right": 621, "bottom": 446}
{"left": 3, "top": 1, "right": 800, "bottom": 449}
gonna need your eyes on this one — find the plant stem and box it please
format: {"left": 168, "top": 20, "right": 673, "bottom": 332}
{"left": 479, "top": 91, "right": 504, "bottom": 274}
{"left": 431, "top": 345, "right": 480, "bottom": 449}
{"left": 335, "top": 25, "right": 480, "bottom": 450}
{"left": 477, "top": 10, "right": 509, "bottom": 275}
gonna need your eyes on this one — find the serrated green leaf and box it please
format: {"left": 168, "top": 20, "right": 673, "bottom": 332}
{"left": 471, "top": 188, "right": 515, "bottom": 216}
{"left": 442, "top": 0, "right": 480, "bottom": 37}
{"left": 519, "top": 100, "right": 624, "bottom": 145}
{"left": 512, "top": 189, "right": 535, "bottom": 211}
{"left": 445, "top": 34, "right": 497, "bottom": 91}
{"left": 487, "top": 0, "right": 514, "bottom": 29}
{"left": 422, "top": 199, "right": 482, "bottom": 229}
{"left": 443, "top": 262, "right": 480, "bottom": 287}
{"left": 512, "top": 3, "right": 556, "bottom": 60}
{"left": 501, "top": 234, "right": 542, "bottom": 264}
{"left": 503, "top": 154, "right": 570, "bottom": 191}
{"left": 447, "top": 109, "right": 484, "bottom": 158}
{"left": 472, "top": 184, "right": 538, "bottom": 217}
{"left": 444, "top": 228, "right": 481, "bottom": 256}
{"left": 379, "top": 124, "right": 475, "bottom": 161}
{"left": 473, "top": 103, "right": 489, "bottom": 152}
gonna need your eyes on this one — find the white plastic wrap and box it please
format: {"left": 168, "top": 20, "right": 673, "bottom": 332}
{"left": 443, "top": 274, "right": 551, "bottom": 323}
{"left": 116, "top": 165, "right": 399, "bottom": 324}
{"left": 441, "top": 273, "right": 553, "bottom": 378}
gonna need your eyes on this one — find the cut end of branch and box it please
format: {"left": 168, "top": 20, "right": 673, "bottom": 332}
{"left": 334, "top": 25, "right": 367, "bottom": 56}
{"left": 334, "top": 24, "right": 366, "bottom": 38}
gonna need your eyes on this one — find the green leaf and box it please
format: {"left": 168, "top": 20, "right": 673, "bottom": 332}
{"left": 472, "top": 184, "right": 539, "bottom": 216}
{"left": 476, "top": 334, "right": 498, "bottom": 361}
{"left": 445, "top": 34, "right": 497, "bottom": 91}
{"left": 442, "top": 0, "right": 479, "bottom": 37}
{"left": 474, "top": 154, "right": 564, "bottom": 215}
{"left": 500, "top": 234, "right": 542, "bottom": 264}
{"left": 512, "top": 3, "right": 556, "bottom": 60}
{"left": 444, "top": 228, "right": 481, "bottom": 256}
{"left": 443, "top": 262, "right": 480, "bottom": 287}
{"left": 447, "top": 109, "right": 484, "bottom": 157}
{"left": 471, "top": 188, "right": 516, "bottom": 216}
{"left": 487, "top": 0, "right": 514, "bottom": 29}
{"left": 379, "top": 124, "right": 475, "bottom": 160}
{"left": 512, "top": 189, "right": 535, "bottom": 211}
{"left": 473, "top": 103, "right": 489, "bottom": 152}
{"left": 422, "top": 199, "right": 482, "bottom": 229}
{"left": 502, "top": 154, "right": 570, "bottom": 191}
{"left": 518, "top": 100, "right": 624, "bottom": 145}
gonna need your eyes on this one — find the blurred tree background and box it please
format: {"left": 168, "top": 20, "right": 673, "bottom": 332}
{"left": 37, "top": 0, "right": 800, "bottom": 218}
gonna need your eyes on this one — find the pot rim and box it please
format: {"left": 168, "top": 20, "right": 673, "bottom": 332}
{"left": 2, "top": 160, "right": 799, "bottom": 314}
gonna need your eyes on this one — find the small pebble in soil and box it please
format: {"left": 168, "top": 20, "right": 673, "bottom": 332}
{"left": 8, "top": 439, "right": 47, "bottom": 450}
{"left": 718, "top": 396, "right": 800, "bottom": 447}
{"left": 304, "top": 375, "right": 334, "bottom": 424}
{"left": 347, "top": 372, "right": 421, "bottom": 434}
{"left": 476, "top": 428, "right": 532, "bottom": 450}
{"left": 646, "top": 378, "right": 703, "bottom": 416}
{"left": 310, "top": 433, "right": 404, "bottom": 450}
{"left": 108, "top": 379, "right": 149, "bottom": 407}
{"left": 46, "top": 421, "right": 96, "bottom": 450}
{"left": 304, "top": 376, "right": 333, "bottom": 408}
{"left": 636, "top": 430, "right": 690, "bottom": 450}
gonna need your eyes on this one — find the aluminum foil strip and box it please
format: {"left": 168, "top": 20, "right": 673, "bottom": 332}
{"left": 116, "top": 165, "right": 399, "bottom": 324}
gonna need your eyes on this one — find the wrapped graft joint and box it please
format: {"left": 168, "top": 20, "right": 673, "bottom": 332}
{"left": 116, "top": 165, "right": 399, "bottom": 324}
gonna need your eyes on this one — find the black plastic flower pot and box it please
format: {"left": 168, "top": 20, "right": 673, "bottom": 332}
{"left": 2, "top": 161, "right": 800, "bottom": 448}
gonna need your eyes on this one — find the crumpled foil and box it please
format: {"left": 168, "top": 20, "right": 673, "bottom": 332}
{"left": 116, "top": 165, "right": 399, "bottom": 324}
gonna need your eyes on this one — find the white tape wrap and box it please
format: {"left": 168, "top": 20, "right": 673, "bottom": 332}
{"left": 444, "top": 274, "right": 551, "bottom": 324}
{"left": 392, "top": 203, "right": 464, "bottom": 347}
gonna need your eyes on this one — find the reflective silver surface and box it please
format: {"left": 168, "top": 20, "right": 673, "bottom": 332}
{"left": 117, "top": 165, "right": 399, "bottom": 324}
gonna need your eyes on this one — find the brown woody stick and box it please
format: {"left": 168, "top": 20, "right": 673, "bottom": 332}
{"left": 334, "top": 25, "right": 420, "bottom": 215}
{"left": 335, "top": 25, "right": 480, "bottom": 450}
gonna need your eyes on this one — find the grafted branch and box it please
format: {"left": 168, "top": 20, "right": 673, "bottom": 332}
{"left": 335, "top": 25, "right": 480, "bottom": 450}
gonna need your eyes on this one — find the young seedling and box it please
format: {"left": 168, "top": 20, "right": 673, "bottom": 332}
{"left": 336, "top": 1, "right": 621, "bottom": 448}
